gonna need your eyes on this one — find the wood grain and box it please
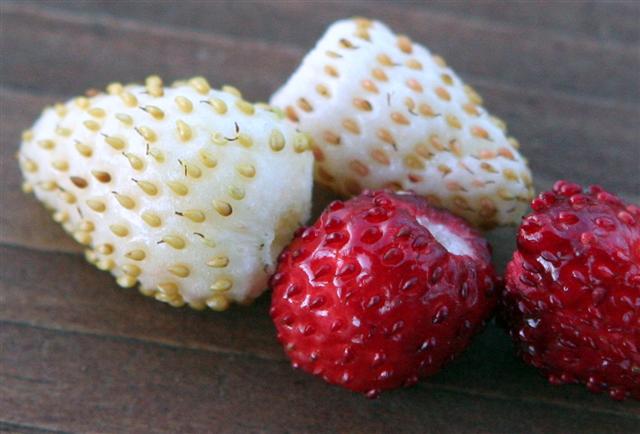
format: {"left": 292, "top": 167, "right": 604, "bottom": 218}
{"left": 418, "top": 0, "right": 640, "bottom": 45}
{"left": 2, "top": 322, "right": 639, "bottom": 434}
{"left": 9, "top": 1, "right": 640, "bottom": 104}
{"left": 23, "top": 0, "right": 640, "bottom": 47}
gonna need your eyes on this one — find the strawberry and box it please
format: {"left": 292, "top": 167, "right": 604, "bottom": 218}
{"left": 500, "top": 181, "right": 640, "bottom": 400}
{"left": 270, "top": 190, "right": 497, "bottom": 396}
{"left": 271, "top": 18, "right": 533, "bottom": 228}
{"left": 18, "top": 76, "right": 314, "bottom": 310}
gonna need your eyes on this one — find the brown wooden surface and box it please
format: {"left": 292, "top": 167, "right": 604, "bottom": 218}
{"left": 0, "top": 1, "right": 638, "bottom": 433}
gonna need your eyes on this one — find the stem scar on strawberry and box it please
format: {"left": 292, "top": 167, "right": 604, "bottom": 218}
{"left": 500, "top": 181, "right": 640, "bottom": 400}
{"left": 270, "top": 190, "right": 497, "bottom": 397}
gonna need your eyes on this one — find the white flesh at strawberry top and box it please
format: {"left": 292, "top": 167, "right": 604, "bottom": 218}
{"left": 19, "top": 77, "right": 314, "bottom": 310}
{"left": 271, "top": 18, "right": 533, "bottom": 228}
{"left": 416, "top": 216, "right": 473, "bottom": 258}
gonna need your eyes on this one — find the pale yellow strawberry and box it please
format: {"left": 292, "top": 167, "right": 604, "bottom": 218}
{"left": 19, "top": 76, "right": 314, "bottom": 310}
{"left": 271, "top": 18, "right": 533, "bottom": 228}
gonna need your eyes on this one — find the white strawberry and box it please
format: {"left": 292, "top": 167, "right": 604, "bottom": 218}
{"left": 19, "top": 76, "right": 314, "bottom": 310}
{"left": 271, "top": 18, "right": 533, "bottom": 228}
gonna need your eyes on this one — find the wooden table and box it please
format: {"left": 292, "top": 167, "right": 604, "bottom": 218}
{"left": 1, "top": 1, "right": 638, "bottom": 432}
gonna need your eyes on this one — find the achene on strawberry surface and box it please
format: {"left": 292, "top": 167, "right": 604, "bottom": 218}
{"left": 270, "top": 190, "right": 497, "bottom": 397}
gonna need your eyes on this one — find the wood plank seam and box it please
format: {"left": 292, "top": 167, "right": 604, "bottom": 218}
{"left": 0, "top": 420, "right": 73, "bottom": 434}
{"left": 0, "top": 316, "right": 284, "bottom": 363}
{"left": 0, "top": 372, "right": 55, "bottom": 386}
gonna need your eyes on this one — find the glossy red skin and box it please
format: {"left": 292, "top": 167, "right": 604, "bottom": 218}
{"left": 501, "top": 181, "right": 640, "bottom": 400}
{"left": 270, "top": 190, "right": 497, "bottom": 397}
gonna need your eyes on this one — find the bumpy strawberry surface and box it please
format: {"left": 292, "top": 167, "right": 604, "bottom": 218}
{"left": 270, "top": 190, "right": 497, "bottom": 396}
{"left": 501, "top": 181, "right": 640, "bottom": 400}
{"left": 271, "top": 18, "right": 533, "bottom": 228}
{"left": 18, "top": 76, "right": 313, "bottom": 310}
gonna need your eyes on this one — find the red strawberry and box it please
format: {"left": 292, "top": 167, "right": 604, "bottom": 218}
{"left": 501, "top": 181, "right": 640, "bottom": 400}
{"left": 270, "top": 190, "right": 497, "bottom": 397}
